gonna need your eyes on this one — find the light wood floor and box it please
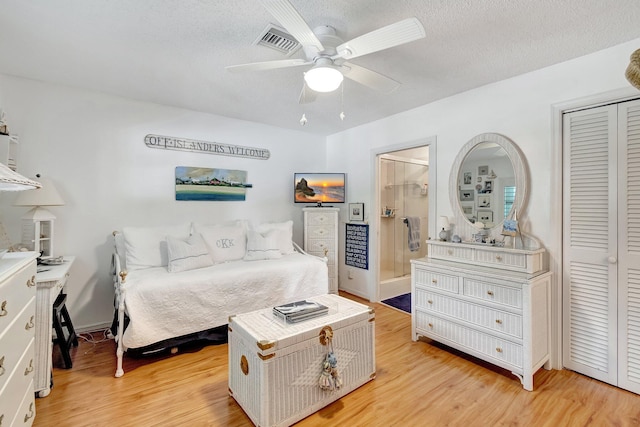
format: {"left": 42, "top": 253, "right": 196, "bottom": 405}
{"left": 34, "top": 293, "right": 640, "bottom": 426}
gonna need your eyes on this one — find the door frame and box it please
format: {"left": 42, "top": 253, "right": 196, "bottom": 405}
{"left": 551, "top": 87, "right": 639, "bottom": 369}
{"left": 370, "top": 136, "right": 437, "bottom": 303}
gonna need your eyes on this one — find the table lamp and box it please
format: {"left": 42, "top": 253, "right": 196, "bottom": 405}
{"left": 13, "top": 174, "right": 64, "bottom": 257}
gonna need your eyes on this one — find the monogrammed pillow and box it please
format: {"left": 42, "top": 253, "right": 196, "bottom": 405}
{"left": 193, "top": 222, "right": 247, "bottom": 263}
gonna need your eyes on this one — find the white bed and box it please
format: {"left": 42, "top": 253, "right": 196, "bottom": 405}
{"left": 121, "top": 253, "right": 328, "bottom": 349}
{"left": 111, "top": 221, "right": 329, "bottom": 377}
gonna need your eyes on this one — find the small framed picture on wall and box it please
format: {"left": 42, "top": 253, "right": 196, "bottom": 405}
{"left": 459, "top": 190, "right": 474, "bottom": 201}
{"left": 349, "top": 203, "right": 364, "bottom": 222}
{"left": 477, "top": 194, "right": 491, "bottom": 208}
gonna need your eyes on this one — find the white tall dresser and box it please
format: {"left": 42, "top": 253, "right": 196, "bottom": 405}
{"left": 0, "top": 252, "right": 38, "bottom": 426}
{"left": 411, "top": 241, "right": 551, "bottom": 391}
{"left": 303, "top": 207, "right": 339, "bottom": 294}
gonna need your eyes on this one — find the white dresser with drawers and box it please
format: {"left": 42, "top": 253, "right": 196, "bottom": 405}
{"left": 0, "top": 252, "right": 38, "bottom": 426}
{"left": 303, "top": 207, "right": 339, "bottom": 294}
{"left": 411, "top": 241, "right": 551, "bottom": 391}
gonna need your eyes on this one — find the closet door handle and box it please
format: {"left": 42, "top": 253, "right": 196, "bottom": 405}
{"left": 608, "top": 256, "right": 617, "bottom": 264}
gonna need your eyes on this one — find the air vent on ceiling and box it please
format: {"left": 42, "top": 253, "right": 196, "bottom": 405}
{"left": 254, "top": 24, "right": 301, "bottom": 56}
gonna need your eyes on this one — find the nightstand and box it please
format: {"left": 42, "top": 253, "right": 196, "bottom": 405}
{"left": 34, "top": 256, "right": 74, "bottom": 398}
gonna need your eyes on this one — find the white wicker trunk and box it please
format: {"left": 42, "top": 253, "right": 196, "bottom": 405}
{"left": 228, "top": 294, "right": 375, "bottom": 427}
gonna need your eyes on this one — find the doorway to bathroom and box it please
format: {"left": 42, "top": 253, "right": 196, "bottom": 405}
{"left": 377, "top": 146, "right": 429, "bottom": 301}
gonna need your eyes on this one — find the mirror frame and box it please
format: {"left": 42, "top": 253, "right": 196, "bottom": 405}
{"left": 448, "top": 133, "right": 528, "bottom": 240}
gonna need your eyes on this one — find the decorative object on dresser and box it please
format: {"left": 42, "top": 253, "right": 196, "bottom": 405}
{"left": 438, "top": 216, "right": 450, "bottom": 241}
{"left": 0, "top": 252, "right": 39, "bottom": 426}
{"left": 228, "top": 294, "right": 375, "bottom": 427}
{"left": 0, "top": 133, "right": 18, "bottom": 171}
{"left": 34, "top": 256, "right": 75, "bottom": 397}
{"left": 303, "top": 207, "right": 339, "bottom": 293}
{"left": 14, "top": 175, "right": 65, "bottom": 257}
{"left": 412, "top": 132, "right": 551, "bottom": 391}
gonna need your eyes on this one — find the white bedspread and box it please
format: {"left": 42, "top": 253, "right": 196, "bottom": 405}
{"left": 122, "top": 253, "right": 328, "bottom": 349}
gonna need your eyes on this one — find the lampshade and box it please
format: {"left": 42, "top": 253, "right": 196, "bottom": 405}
{"left": 626, "top": 48, "right": 640, "bottom": 90}
{"left": 304, "top": 63, "right": 343, "bottom": 93}
{"left": 14, "top": 176, "right": 64, "bottom": 206}
{"left": 438, "top": 216, "right": 450, "bottom": 230}
{"left": 0, "top": 162, "right": 41, "bottom": 191}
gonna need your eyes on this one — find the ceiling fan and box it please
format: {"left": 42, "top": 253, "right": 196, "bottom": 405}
{"left": 226, "top": 0, "right": 426, "bottom": 101}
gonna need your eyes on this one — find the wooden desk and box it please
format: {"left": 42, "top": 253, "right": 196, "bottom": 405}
{"left": 34, "top": 256, "right": 74, "bottom": 398}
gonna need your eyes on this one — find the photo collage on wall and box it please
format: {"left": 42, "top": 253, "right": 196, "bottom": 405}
{"left": 459, "top": 164, "right": 494, "bottom": 226}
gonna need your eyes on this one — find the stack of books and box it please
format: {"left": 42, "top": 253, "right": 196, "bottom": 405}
{"left": 273, "top": 300, "right": 329, "bottom": 323}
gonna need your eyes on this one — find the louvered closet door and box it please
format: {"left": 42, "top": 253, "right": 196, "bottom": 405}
{"left": 618, "top": 99, "right": 640, "bottom": 393}
{"left": 562, "top": 104, "right": 618, "bottom": 385}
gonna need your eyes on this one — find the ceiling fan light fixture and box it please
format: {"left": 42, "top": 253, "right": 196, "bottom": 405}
{"left": 304, "top": 65, "right": 343, "bottom": 93}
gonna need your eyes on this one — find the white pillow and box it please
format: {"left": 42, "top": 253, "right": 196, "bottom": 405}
{"left": 194, "top": 222, "right": 247, "bottom": 263}
{"left": 166, "top": 233, "right": 213, "bottom": 273}
{"left": 254, "top": 220, "right": 295, "bottom": 255}
{"left": 123, "top": 223, "right": 192, "bottom": 271}
{"left": 244, "top": 229, "right": 283, "bottom": 261}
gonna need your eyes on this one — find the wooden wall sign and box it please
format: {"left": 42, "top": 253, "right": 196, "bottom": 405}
{"left": 144, "top": 134, "right": 270, "bottom": 160}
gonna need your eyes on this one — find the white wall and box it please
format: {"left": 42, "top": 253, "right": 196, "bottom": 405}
{"left": 0, "top": 75, "right": 325, "bottom": 330}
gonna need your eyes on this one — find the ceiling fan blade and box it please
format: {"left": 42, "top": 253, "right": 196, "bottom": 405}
{"left": 226, "top": 58, "right": 310, "bottom": 73}
{"left": 341, "top": 62, "right": 400, "bottom": 93}
{"left": 298, "top": 84, "right": 317, "bottom": 104}
{"left": 336, "top": 17, "right": 425, "bottom": 60}
{"left": 259, "top": 0, "right": 324, "bottom": 51}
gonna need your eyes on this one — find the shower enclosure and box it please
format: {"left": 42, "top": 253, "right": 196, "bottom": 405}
{"left": 378, "top": 151, "right": 429, "bottom": 299}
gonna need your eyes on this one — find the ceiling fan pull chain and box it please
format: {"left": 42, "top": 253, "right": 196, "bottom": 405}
{"left": 339, "top": 82, "right": 345, "bottom": 121}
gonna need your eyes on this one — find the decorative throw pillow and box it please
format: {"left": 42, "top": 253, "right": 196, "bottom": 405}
{"left": 244, "top": 229, "right": 283, "bottom": 261}
{"left": 166, "top": 233, "right": 213, "bottom": 273}
{"left": 123, "top": 223, "right": 192, "bottom": 271}
{"left": 254, "top": 220, "right": 295, "bottom": 255}
{"left": 194, "top": 222, "right": 247, "bottom": 263}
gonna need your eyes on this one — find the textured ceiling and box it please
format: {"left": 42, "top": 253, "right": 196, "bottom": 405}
{"left": 0, "top": 0, "right": 639, "bottom": 136}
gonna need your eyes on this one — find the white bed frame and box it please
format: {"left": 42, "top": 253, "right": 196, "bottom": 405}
{"left": 110, "top": 231, "right": 327, "bottom": 378}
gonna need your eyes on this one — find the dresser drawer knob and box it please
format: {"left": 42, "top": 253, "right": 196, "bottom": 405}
{"left": 0, "top": 355, "right": 5, "bottom": 377}
{"left": 495, "top": 319, "right": 503, "bottom": 325}
{"left": 428, "top": 322, "right": 433, "bottom": 328}
{"left": 0, "top": 300, "right": 6, "bottom": 317}
{"left": 24, "top": 402, "right": 34, "bottom": 423}
{"left": 427, "top": 300, "right": 433, "bottom": 305}
{"left": 24, "top": 359, "right": 34, "bottom": 376}
{"left": 447, "top": 250, "right": 453, "bottom": 255}
{"left": 431, "top": 279, "right": 437, "bottom": 284}
{"left": 496, "top": 347, "right": 503, "bottom": 353}
{"left": 487, "top": 290, "right": 494, "bottom": 296}
{"left": 25, "top": 316, "right": 34, "bottom": 331}
{"left": 26, "top": 275, "right": 36, "bottom": 288}
{"left": 495, "top": 255, "right": 503, "bottom": 261}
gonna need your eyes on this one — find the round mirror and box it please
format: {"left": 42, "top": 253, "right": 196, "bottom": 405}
{"left": 448, "top": 133, "right": 528, "bottom": 238}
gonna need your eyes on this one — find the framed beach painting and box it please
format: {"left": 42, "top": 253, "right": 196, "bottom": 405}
{"left": 175, "top": 166, "right": 252, "bottom": 201}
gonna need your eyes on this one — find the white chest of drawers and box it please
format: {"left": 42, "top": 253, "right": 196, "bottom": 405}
{"left": 0, "top": 252, "right": 38, "bottom": 426}
{"left": 303, "top": 207, "right": 339, "bottom": 294}
{"left": 411, "top": 242, "right": 551, "bottom": 391}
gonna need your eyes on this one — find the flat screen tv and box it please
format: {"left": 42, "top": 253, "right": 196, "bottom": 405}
{"left": 294, "top": 173, "right": 345, "bottom": 204}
